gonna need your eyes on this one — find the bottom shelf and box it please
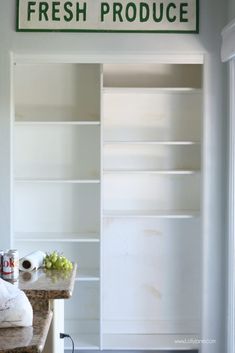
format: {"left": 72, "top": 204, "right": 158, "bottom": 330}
{"left": 64, "top": 333, "right": 100, "bottom": 350}
{"left": 64, "top": 333, "right": 200, "bottom": 350}
{"left": 102, "top": 334, "right": 200, "bottom": 350}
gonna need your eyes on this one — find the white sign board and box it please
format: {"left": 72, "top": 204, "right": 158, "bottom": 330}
{"left": 17, "top": 0, "right": 199, "bottom": 33}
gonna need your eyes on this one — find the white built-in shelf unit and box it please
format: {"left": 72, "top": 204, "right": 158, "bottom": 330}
{"left": 13, "top": 61, "right": 202, "bottom": 351}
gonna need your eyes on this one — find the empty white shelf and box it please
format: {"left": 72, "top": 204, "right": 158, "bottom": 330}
{"left": 104, "top": 170, "right": 199, "bottom": 175}
{"left": 103, "top": 140, "right": 200, "bottom": 145}
{"left": 15, "top": 105, "right": 100, "bottom": 123}
{"left": 15, "top": 120, "right": 100, "bottom": 126}
{"left": 15, "top": 232, "right": 100, "bottom": 243}
{"left": 103, "top": 210, "right": 200, "bottom": 219}
{"left": 15, "top": 178, "right": 100, "bottom": 184}
{"left": 76, "top": 267, "right": 100, "bottom": 281}
{"left": 102, "top": 333, "right": 200, "bottom": 350}
{"left": 64, "top": 333, "right": 100, "bottom": 350}
{"left": 103, "top": 87, "right": 202, "bottom": 94}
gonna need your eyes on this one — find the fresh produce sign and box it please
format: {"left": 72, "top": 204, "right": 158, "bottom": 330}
{"left": 17, "top": 0, "right": 199, "bottom": 33}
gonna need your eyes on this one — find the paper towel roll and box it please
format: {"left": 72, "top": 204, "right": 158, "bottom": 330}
{"left": 19, "top": 251, "right": 46, "bottom": 272}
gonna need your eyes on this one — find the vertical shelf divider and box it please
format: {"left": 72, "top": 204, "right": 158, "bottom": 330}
{"left": 99, "top": 63, "right": 104, "bottom": 351}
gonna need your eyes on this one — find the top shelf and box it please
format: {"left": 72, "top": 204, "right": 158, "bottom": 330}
{"left": 14, "top": 63, "right": 101, "bottom": 123}
{"left": 103, "top": 63, "right": 202, "bottom": 89}
{"left": 103, "top": 87, "right": 201, "bottom": 94}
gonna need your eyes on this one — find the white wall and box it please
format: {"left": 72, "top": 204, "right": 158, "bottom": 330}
{"left": 228, "top": 0, "right": 235, "bottom": 22}
{"left": 0, "top": 1, "right": 228, "bottom": 352}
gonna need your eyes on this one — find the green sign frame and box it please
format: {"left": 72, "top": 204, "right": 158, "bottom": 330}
{"left": 16, "top": 0, "right": 199, "bottom": 33}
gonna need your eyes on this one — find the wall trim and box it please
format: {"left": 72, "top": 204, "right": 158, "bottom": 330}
{"left": 227, "top": 59, "right": 235, "bottom": 353}
{"left": 221, "top": 19, "right": 235, "bottom": 62}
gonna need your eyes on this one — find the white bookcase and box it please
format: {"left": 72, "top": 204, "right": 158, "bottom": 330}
{"left": 13, "top": 63, "right": 102, "bottom": 350}
{"left": 12, "top": 60, "right": 202, "bottom": 351}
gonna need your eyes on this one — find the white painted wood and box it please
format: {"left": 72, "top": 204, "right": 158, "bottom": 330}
{"left": 13, "top": 62, "right": 102, "bottom": 351}
{"left": 103, "top": 64, "right": 202, "bottom": 88}
{"left": 102, "top": 333, "right": 200, "bottom": 350}
{"left": 103, "top": 319, "right": 200, "bottom": 335}
{"left": 10, "top": 54, "right": 14, "bottom": 249}
{"left": 15, "top": 120, "right": 101, "bottom": 125}
{"left": 44, "top": 299, "right": 65, "bottom": 353}
{"left": 101, "top": 62, "right": 202, "bottom": 349}
{"left": 15, "top": 232, "right": 100, "bottom": 242}
{"left": 15, "top": 178, "right": 100, "bottom": 183}
{"left": 103, "top": 173, "right": 200, "bottom": 212}
{"left": 64, "top": 333, "right": 100, "bottom": 350}
{"left": 14, "top": 124, "right": 100, "bottom": 180}
{"left": 65, "top": 319, "right": 100, "bottom": 339}
{"left": 99, "top": 63, "right": 104, "bottom": 350}
{"left": 103, "top": 210, "right": 200, "bottom": 218}
{"left": 221, "top": 20, "right": 235, "bottom": 350}
{"left": 103, "top": 140, "right": 200, "bottom": 145}
{"left": 102, "top": 219, "right": 201, "bottom": 333}
{"left": 104, "top": 143, "right": 200, "bottom": 171}
{"left": 104, "top": 170, "right": 199, "bottom": 174}
{"left": 227, "top": 59, "right": 235, "bottom": 353}
{"left": 14, "top": 64, "right": 101, "bottom": 122}
{"left": 14, "top": 183, "right": 100, "bottom": 233}
{"left": 13, "top": 53, "right": 204, "bottom": 65}
{"left": 64, "top": 282, "right": 100, "bottom": 347}
{"left": 103, "top": 91, "right": 202, "bottom": 142}
{"left": 103, "top": 87, "right": 202, "bottom": 93}
{"left": 12, "top": 59, "right": 203, "bottom": 350}
{"left": 52, "top": 300, "right": 65, "bottom": 353}
{"left": 75, "top": 268, "right": 100, "bottom": 282}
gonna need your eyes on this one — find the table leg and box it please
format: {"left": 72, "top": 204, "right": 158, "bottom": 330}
{"left": 43, "top": 299, "right": 64, "bottom": 353}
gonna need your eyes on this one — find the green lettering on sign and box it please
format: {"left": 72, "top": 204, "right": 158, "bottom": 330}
{"left": 126, "top": 3, "right": 137, "bottom": 22}
{"left": 140, "top": 3, "right": 150, "bottom": 23}
{"left": 52, "top": 1, "right": 60, "bottom": 21}
{"left": 64, "top": 2, "right": 73, "bottom": 22}
{"left": 166, "top": 3, "right": 177, "bottom": 23}
{"left": 180, "top": 3, "right": 189, "bottom": 22}
{"left": 27, "top": 1, "right": 36, "bottom": 21}
{"left": 101, "top": 2, "right": 110, "bottom": 22}
{"left": 39, "top": 2, "right": 49, "bottom": 21}
{"left": 113, "top": 2, "right": 123, "bottom": 22}
{"left": 153, "top": 3, "right": 164, "bottom": 23}
{"left": 76, "top": 2, "right": 87, "bottom": 21}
